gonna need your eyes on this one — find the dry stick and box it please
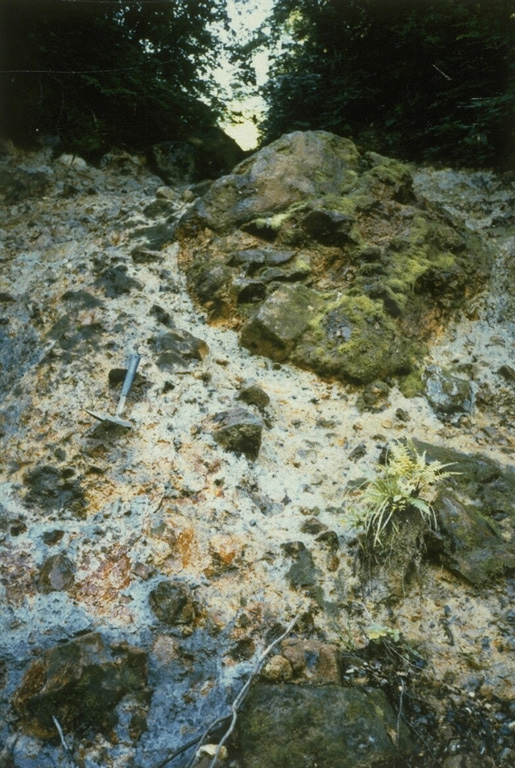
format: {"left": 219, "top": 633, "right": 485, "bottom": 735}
{"left": 204, "top": 614, "right": 299, "bottom": 768}
{"left": 52, "top": 716, "right": 78, "bottom": 768}
{"left": 400, "top": 713, "right": 444, "bottom": 768}
{"left": 157, "top": 615, "right": 298, "bottom": 768}
{"left": 154, "top": 717, "right": 231, "bottom": 768}
{"left": 396, "top": 678, "right": 405, "bottom": 747}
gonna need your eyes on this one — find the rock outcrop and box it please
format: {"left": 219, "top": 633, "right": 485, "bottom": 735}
{"left": 177, "top": 131, "right": 491, "bottom": 387}
{"left": 0, "top": 137, "right": 514, "bottom": 768}
{"left": 236, "top": 683, "right": 413, "bottom": 768}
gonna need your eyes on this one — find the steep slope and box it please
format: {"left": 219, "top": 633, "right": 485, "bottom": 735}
{"left": 0, "top": 137, "right": 514, "bottom": 768}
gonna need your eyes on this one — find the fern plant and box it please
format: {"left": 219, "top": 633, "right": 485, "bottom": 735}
{"left": 356, "top": 440, "right": 456, "bottom": 547}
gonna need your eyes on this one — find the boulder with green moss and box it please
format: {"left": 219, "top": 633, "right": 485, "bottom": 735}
{"left": 177, "top": 131, "right": 491, "bottom": 387}
{"left": 236, "top": 683, "right": 413, "bottom": 768}
{"left": 294, "top": 294, "right": 411, "bottom": 384}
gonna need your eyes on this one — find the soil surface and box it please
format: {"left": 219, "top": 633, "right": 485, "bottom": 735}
{"left": 0, "top": 141, "right": 514, "bottom": 768}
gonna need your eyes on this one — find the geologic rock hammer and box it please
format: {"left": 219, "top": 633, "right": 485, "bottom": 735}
{"left": 86, "top": 352, "right": 141, "bottom": 428}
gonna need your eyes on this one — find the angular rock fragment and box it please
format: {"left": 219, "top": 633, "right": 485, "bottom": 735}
{"left": 261, "top": 655, "right": 293, "bottom": 682}
{"left": 131, "top": 246, "right": 163, "bottom": 264}
{"left": 149, "top": 580, "right": 196, "bottom": 625}
{"left": 281, "top": 541, "right": 318, "bottom": 588}
{"left": 13, "top": 634, "right": 149, "bottom": 740}
{"left": 240, "top": 285, "right": 320, "bottom": 362}
{"left": 229, "top": 248, "right": 295, "bottom": 270}
{"left": 300, "top": 203, "right": 356, "bottom": 245}
{"left": 0, "top": 168, "right": 51, "bottom": 204}
{"left": 236, "top": 381, "right": 271, "bottom": 410}
{"left": 210, "top": 407, "right": 263, "bottom": 459}
{"left": 280, "top": 639, "right": 341, "bottom": 684}
{"left": 38, "top": 553, "right": 75, "bottom": 593}
{"left": 23, "top": 464, "right": 86, "bottom": 516}
{"left": 150, "top": 328, "right": 209, "bottom": 370}
{"left": 435, "top": 492, "right": 515, "bottom": 585}
{"left": 94, "top": 264, "right": 142, "bottom": 298}
{"left": 424, "top": 365, "right": 474, "bottom": 421}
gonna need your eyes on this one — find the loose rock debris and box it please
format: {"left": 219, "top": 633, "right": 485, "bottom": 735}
{"left": 0, "top": 137, "right": 514, "bottom": 767}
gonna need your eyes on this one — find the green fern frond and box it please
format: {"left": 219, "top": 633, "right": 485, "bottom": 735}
{"left": 353, "top": 440, "right": 456, "bottom": 548}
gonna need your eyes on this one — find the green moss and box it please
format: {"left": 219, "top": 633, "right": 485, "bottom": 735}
{"left": 295, "top": 294, "right": 411, "bottom": 384}
{"left": 398, "top": 368, "right": 425, "bottom": 397}
{"left": 237, "top": 683, "right": 412, "bottom": 768}
{"left": 317, "top": 193, "right": 357, "bottom": 216}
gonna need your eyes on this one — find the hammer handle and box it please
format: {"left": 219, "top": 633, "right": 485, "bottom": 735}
{"left": 115, "top": 353, "right": 141, "bottom": 416}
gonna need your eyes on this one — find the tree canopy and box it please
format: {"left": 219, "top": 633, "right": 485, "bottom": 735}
{"left": 260, "top": 0, "right": 515, "bottom": 168}
{"left": 1, "top": 0, "right": 513, "bottom": 168}
{"left": 0, "top": 0, "right": 229, "bottom": 155}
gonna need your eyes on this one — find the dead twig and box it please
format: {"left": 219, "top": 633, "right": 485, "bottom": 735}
{"left": 154, "top": 717, "right": 231, "bottom": 768}
{"left": 400, "top": 712, "right": 445, "bottom": 768}
{"left": 155, "top": 615, "right": 298, "bottom": 768}
{"left": 202, "top": 614, "right": 299, "bottom": 768}
{"left": 52, "top": 716, "right": 78, "bottom": 768}
{"left": 396, "top": 678, "right": 405, "bottom": 747}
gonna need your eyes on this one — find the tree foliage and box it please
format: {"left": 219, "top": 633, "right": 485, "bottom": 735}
{"left": 0, "top": 0, "right": 229, "bottom": 154}
{"left": 261, "top": 0, "right": 515, "bottom": 168}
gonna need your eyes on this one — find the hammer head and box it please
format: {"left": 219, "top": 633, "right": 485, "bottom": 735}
{"left": 85, "top": 410, "right": 133, "bottom": 429}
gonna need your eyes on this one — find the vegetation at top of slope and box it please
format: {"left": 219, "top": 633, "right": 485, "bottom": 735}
{"left": 0, "top": 0, "right": 230, "bottom": 156}
{"left": 260, "top": 0, "right": 515, "bottom": 169}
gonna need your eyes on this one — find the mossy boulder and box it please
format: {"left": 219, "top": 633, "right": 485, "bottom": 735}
{"left": 177, "top": 131, "right": 491, "bottom": 387}
{"left": 240, "top": 285, "right": 323, "bottom": 362}
{"left": 236, "top": 683, "right": 413, "bottom": 768}
{"left": 294, "top": 294, "right": 411, "bottom": 384}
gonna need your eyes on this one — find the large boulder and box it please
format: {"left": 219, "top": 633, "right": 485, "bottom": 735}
{"left": 177, "top": 131, "right": 491, "bottom": 387}
{"left": 150, "top": 127, "right": 245, "bottom": 185}
{"left": 13, "top": 633, "right": 149, "bottom": 740}
{"left": 236, "top": 683, "right": 413, "bottom": 768}
{"left": 179, "top": 131, "right": 360, "bottom": 233}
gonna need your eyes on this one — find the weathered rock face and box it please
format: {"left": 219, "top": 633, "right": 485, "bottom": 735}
{"left": 1, "top": 141, "right": 514, "bottom": 768}
{"left": 177, "top": 131, "right": 491, "bottom": 386}
{"left": 13, "top": 633, "right": 149, "bottom": 740}
{"left": 236, "top": 683, "right": 413, "bottom": 768}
